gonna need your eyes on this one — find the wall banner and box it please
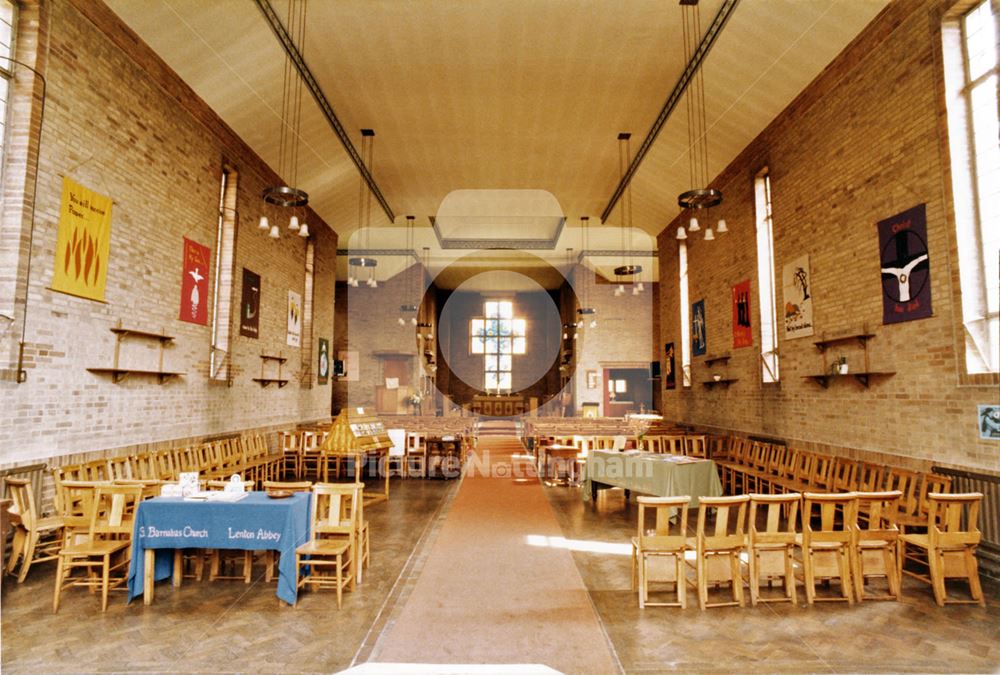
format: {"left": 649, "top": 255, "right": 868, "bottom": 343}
{"left": 179, "top": 238, "right": 211, "bottom": 325}
{"left": 692, "top": 299, "right": 706, "bottom": 356}
{"left": 317, "top": 338, "right": 330, "bottom": 384}
{"left": 51, "top": 177, "right": 114, "bottom": 301}
{"left": 240, "top": 268, "right": 261, "bottom": 338}
{"left": 732, "top": 279, "right": 752, "bottom": 348}
{"left": 782, "top": 254, "right": 814, "bottom": 339}
{"left": 664, "top": 342, "right": 676, "bottom": 390}
{"left": 879, "top": 203, "right": 931, "bottom": 324}
{"left": 287, "top": 290, "right": 302, "bottom": 347}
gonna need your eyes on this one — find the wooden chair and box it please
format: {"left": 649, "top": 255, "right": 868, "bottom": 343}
{"left": 279, "top": 431, "right": 302, "bottom": 479}
{"left": 747, "top": 492, "right": 799, "bottom": 606}
{"left": 689, "top": 495, "right": 748, "bottom": 609}
{"left": 684, "top": 435, "right": 708, "bottom": 459}
{"left": 631, "top": 495, "right": 690, "bottom": 608}
{"left": 851, "top": 490, "right": 901, "bottom": 602}
{"left": 204, "top": 480, "right": 256, "bottom": 583}
{"left": 52, "top": 484, "right": 142, "bottom": 612}
{"left": 798, "top": 492, "right": 857, "bottom": 604}
{"left": 405, "top": 431, "right": 427, "bottom": 478}
{"left": 295, "top": 483, "right": 359, "bottom": 608}
{"left": 386, "top": 428, "right": 407, "bottom": 478}
{"left": 262, "top": 481, "right": 313, "bottom": 581}
{"left": 900, "top": 492, "right": 985, "bottom": 607}
{"left": 299, "top": 432, "right": 324, "bottom": 481}
{"left": 5, "top": 478, "right": 65, "bottom": 583}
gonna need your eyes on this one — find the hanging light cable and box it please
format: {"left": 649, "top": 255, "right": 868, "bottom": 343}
{"left": 613, "top": 133, "right": 642, "bottom": 292}
{"left": 261, "top": 0, "right": 309, "bottom": 236}
{"left": 399, "top": 215, "right": 418, "bottom": 325}
{"left": 677, "top": 0, "right": 725, "bottom": 241}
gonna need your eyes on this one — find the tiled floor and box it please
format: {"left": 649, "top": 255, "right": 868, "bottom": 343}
{"left": 544, "top": 485, "right": 1000, "bottom": 674}
{"left": 1, "top": 479, "right": 459, "bottom": 674}
{"left": 3, "top": 475, "right": 998, "bottom": 674}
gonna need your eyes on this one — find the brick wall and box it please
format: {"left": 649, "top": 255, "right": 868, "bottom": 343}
{"left": 332, "top": 263, "right": 428, "bottom": 412}
{"left": 657, "top": 0, "right": 998, "bottom": 473}
{"left": 0, "top": 0, "right": 336, "bottom": 468}
{"left": 573, "top": 264, "right": 657, "bottom": 415}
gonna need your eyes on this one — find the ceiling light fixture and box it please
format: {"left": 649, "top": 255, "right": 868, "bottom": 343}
{"left": 577, "top": 216, "right": 597, "bottom": 328}
{"left": 260, "top": 0, "right": 309, "bottom": 239}
{"left": 615, "top": 133, "right": 643, "bottom": 294}
{"left": 677, "top": 0, "right": 726, "bottom": 241}
{"left": 349, "top": 129, "right": 378, "bottom": 287}
{"left": 399, "top": 215, "right": 418, "bottom": 326}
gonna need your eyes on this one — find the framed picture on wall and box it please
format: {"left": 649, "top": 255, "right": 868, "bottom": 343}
{"left": 586, "top": 370, "right": 599, "bottom": 390}
{"left": 317, "top": 338, "right": 330, "bottom": 384}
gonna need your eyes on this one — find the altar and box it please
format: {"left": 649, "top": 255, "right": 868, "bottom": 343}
{"left": 470, "top": 394, "right": 526, "bottom": 417}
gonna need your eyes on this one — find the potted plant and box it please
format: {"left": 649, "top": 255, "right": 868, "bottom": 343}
{"left": 408, "top": 392, "right": 424, "bottom": 415}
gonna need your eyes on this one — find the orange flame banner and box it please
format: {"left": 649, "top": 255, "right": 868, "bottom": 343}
{"left": 52, "top": 177, "right": 113, "bottom": 301}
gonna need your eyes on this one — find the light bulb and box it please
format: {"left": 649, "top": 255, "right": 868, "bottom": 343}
{"left": 589, "top": 320, "right": 597, "bottom": 328}
{"left": 716, "top": 218, "right": 728, "bottom": 233}
{"left": 398, "top": 317, "right": 406, "bottom": 326}
{"left": 269, "top": 224, "right": 280, "bottom": 239}
{"left": 298, "top": 223, "right": 309, "bottom": 237}
{"left": 563, "top": 332, "right": 568, "bottom": 340}
{"left": 573, "top": 332, "right": 578, "bottom": 340}
{"left": 289, "top": 215, "right": 300, "bottom": 231}
{"left": 258, "top": 215, "right": 270, "bottom": 231}
{"left": 704, "top": 227, "right": 715, "bottom": 241}
{"left": 688, "top": 216, "right": 700, "bottom": 232}
{"left": 676, "top": 226, "right": 687, "bottom": 240}
{"left": 637, "top": 282, "right": 644, "bottom": 291}
{"left": 371, "top": 279, "right": 378, "bottom": 288}
{"left": 632, "top": 285, "right": 640, "bottom": 295}
{"left": 411, "top": 317, "right": 418, "bottom": 326}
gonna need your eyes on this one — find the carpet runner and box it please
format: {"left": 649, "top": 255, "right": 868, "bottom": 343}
{"left": 370, "top": 436, "right": 619, "bottom": 673}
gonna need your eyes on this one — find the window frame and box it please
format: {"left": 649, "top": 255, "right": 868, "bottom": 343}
{"left": 754, "top": 168, "right": 780, "bottom": 384}
{"left": 941, "top": 0, "right": 1000, "bottom": 381}
{"left": 469, "top": 300, "right": 524, "bottom": 391}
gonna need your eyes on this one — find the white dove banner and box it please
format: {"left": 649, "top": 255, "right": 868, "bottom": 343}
{"left": 180, "top": 237, "right": 211, "bottom": 325}
{"left": 878, "top": 203, "right": 932, "bottom": 325}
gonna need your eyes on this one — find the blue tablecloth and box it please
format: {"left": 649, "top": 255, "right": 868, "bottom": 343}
{"left": 127, "top": 492, "right": 311, "bottom": 605}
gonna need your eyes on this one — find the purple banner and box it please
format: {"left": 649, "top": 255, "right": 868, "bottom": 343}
{"left": 878, "top": 203, "right": 931, "bottom": 324}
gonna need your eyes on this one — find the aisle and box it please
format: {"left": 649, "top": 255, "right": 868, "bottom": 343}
{"left": 370, "top": 436, "right": 619, "bottom": 673}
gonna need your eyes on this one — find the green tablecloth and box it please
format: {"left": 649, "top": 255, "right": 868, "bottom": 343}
{"left": 582, "top": 450, "right": 723, "bottom": 503}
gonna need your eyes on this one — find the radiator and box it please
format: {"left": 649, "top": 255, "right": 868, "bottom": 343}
{"left": 933, "top": 466, "right": 1000, "bottom": 581}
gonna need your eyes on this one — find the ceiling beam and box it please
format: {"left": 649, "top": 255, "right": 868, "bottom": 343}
{"left": 254, "top": 0, "right": 396, "bottom": 223}
{"left": 600, "top": 0, "right": 740, "bottom": 224}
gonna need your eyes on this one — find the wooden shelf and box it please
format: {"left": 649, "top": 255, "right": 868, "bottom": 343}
{"left": 813, "top": 332, "right": 876, "bottom": 352}
{"left": 87, "top": 368, "right": 183, "bottom": 384}
{"left": 702, "top": 378, "right": 738, "bottom": 389}
{"left": 804, "top": 371, "right": 895, "bottom": 389}
{"left": 260, "top": 354, "right": 287, "bottom": 364}
{"left": 89, "top": 321, "right": 177, "bottom": 384}
{"left": 109, "top": 327, "right": 175, "bottom": 343}
{"left": 703, "top": 354, "right": 731, "bottom": 367}
{"left": 252, "top": 378, "right": 289, "bottom": 388}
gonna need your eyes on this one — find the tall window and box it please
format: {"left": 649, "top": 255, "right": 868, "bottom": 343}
{"left": 0, "top": 0, "right": 15, "bottom": 163}
{"left": 470, "top": 300, "right": 525, "bottom": 392}
{"left": 754, "top": 169, "right": 779, "bottom": 383}
{"left": 210, "top": 167, "right": 237, "bottom": 381}
{"left": 944, "top": 0, "right": 999, "bottom": 374}
{"left": 678, "top": 240, "right": 691, "bottom": 387}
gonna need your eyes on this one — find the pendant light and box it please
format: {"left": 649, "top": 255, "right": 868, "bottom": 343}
{"left": 577, "top": 217, "right": 597, "bottom": 329}
{"left": 677, "top": 1, "right": 726, "bottom": 240}
{"left": 349, "top": 129, "right": 378, "bottom": 287}
{"left": 261, "top": 0, "right": 309, "bottom": 237}
{"left": 399, "top": 215, "right": 418, "bottom": 326}
{"left": 613, "top": 133, "right": 643, "bottom": 293}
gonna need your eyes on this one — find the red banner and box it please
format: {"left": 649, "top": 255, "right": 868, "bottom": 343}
{"left": 179, "top": 237, "right": 211, "bottom": 325}
{"left": 732, "top": 279, "right": 752, "bottom": 348}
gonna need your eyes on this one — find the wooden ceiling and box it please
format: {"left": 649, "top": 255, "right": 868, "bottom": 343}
{"left": 105, "top": 0, "right": 888, "bottom": 285}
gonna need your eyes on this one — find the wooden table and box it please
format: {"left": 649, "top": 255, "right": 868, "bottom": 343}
{"left": 583, "top": 450, "right": 723, "bottom": 503}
